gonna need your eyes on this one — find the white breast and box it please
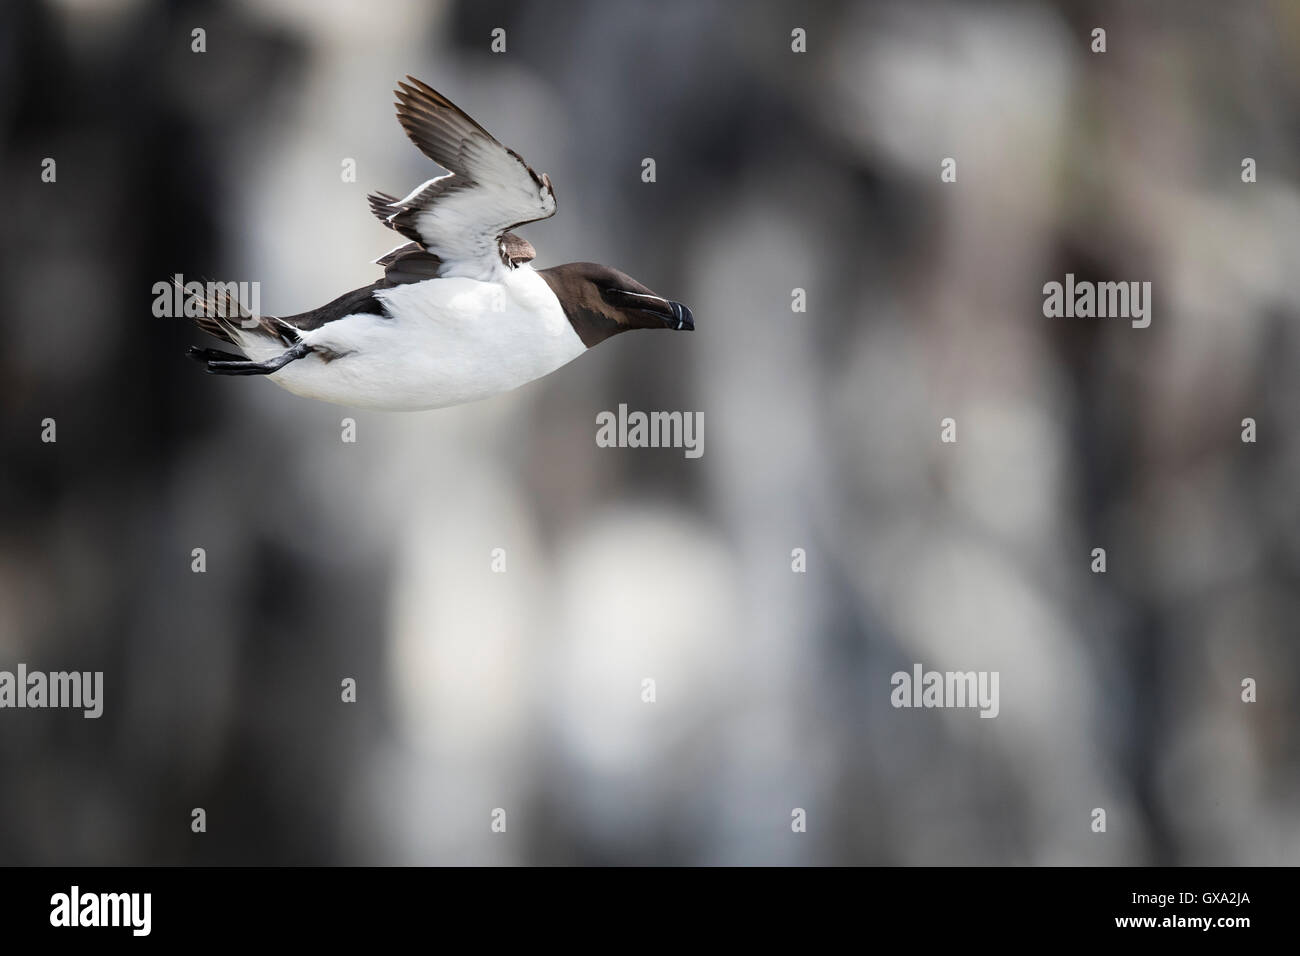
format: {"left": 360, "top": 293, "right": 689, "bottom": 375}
{"left": 258, "top": 266, "right": 586, "bottom": 410}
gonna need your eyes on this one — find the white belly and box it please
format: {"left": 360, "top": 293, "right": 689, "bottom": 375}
{"left": 252, "top": 266, "right": 586, "bottom": 410}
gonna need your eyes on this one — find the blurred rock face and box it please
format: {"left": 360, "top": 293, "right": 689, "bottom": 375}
{"left": 1, "top": 0, "right": 1297, "bottom": 865}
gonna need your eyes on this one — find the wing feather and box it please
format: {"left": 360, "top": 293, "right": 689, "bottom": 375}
{"left": 367, "top": 77, "right": 556, "bottom": 279}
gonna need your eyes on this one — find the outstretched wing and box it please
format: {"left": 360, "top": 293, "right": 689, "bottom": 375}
{"left": 366, "top": 77, "right": 556, "bottom": 279}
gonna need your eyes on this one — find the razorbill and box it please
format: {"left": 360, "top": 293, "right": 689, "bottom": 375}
{"left": 183, "top": 76, "right": 694, "bottom": 411}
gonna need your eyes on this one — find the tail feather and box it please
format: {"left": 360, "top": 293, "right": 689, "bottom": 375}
{"left": 176, "top": 276, "right": 245, "bottom": 345}
{"left": 177, "top": 278, "right": 297, "bottom": 349}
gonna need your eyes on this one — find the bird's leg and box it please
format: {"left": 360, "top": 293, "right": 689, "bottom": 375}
{"left": 192, "top": 341, "right": 312, "bottom": 376}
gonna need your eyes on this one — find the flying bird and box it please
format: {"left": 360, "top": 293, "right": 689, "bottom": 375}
{"left": 184, "top": 76, "right": 693, "bottom": 410}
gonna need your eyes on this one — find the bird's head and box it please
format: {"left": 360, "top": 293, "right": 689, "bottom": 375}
{"left": 539, "top": 262, "right": 694, "bottom": 347}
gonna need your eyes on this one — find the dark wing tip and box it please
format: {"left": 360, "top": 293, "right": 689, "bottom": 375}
{"left": 398, "top": 75, "right": 453, "bottom": 110}
{"left": 392, "top": 76, "right": 496, "bottom": 140}
{"left": 367, "top": 190, "right": 399, "bottom": 219}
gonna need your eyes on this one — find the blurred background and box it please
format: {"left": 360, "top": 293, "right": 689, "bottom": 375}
{"left": 1, "top": 0, "right": 1297, "bottom": 865}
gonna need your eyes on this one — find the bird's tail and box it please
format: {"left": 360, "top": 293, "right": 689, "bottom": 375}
{"left": 177, "top": 278, "right": 297, "bottom": 353}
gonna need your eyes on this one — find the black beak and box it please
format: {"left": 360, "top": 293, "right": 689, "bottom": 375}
{"left": 604, "top": 288, "right": 696, "bottom": 331}
{"left": 669, "top": 301, "right": 694, "bottom": 331}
